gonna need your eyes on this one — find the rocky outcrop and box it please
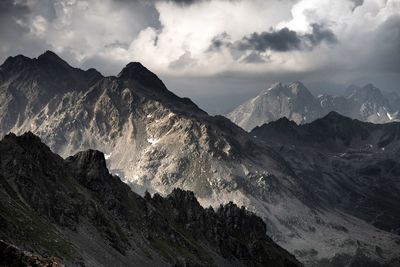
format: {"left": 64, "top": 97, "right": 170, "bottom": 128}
{"left": 251, "top": 113, "right": 400, "bottom": 265}
{"left": 1, "top": 51, "right": 399, "bottom": 266}
{"left": 0, "top": 240, "right": 64, "bottom": 267}
{"left": 227, "top": 82, "right": 323, "bottom": 131}
{"left": 227, "top": 82, "right": 398, "bottom": 131}
{"left": 0, "top": 132, "right": 301, "bottom": 267}
{"left": 148, "top": 188, "right": 300, "bottom": 267}
{"left": 251, "top": 111, "right": 400, "bottom": 153}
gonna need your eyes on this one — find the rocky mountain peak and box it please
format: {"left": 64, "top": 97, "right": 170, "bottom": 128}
{"left": 117, "top": 62, "right": 167, "bottom": 91}
{"left": 287, "top": 81, "right": 315, "bottom": 100}
{"left": 363, "top": 83, "right": 378, "bottom": 90}
{"left": 268, "top": 116, "right": 298, "bottom": 128}
{"left": 228, "top": 80, "right": 398, "bottom": 131}
{"left": 165, "top": 188, "right": 203, "bottom": 212}
{"left": 0, "top": 132, "right": 302, "bottom": 267}
{"left": 268, "top": 81, "right": 283, "bottom": 89}
{"left": 344, "top": 84, "right": 361, "bottom": 97}
{"left": 37, "top": 50, "right": 69, "bottom": 66}
{"left": 321, "top": 111, "right": 350, "bottom": 122}
{"left": 227, "top": 81, "right": 322, "bottom": 130}
{"left": 68, "top": 149, "right": 108, "bottom": 172}
{"left": 288, "top": 81, "right": 307, "bottom": 92}
{"left": 3, "top": 131, "right": 49, "bottom": 151}
{"left": 0, "top": 54, "right": 33, "bottom": 76}
{"left": 264, "top": 81, "right": 312, "bottom": 98}
{"left": 66, "top": 150, "right": 111, "bottom": 192}
{"left": 347, "top": 83, "right": 386, "bottom": 102}
{"left": 1, "top": 51, "right": 70, "bottom": 74}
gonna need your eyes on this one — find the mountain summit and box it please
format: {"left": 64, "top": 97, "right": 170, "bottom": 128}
{"left": 1, "top": 52, "right": 400, "bottom": 266}
{"left": 227, "top": 82, "right": 398, "bottom": 131}
{"left": 37, "top": 50, "right": 70, "bottom": 66}
{"left": 117, "top": 62, "right": 169, "bottom": 92}
{"left": 0, "top": 132, "right": 301, "bottom": 266}
{"left": 227, "top": 81, "right": 322, "bottom": 131}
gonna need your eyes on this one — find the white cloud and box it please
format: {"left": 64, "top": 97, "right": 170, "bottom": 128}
{"left": 30, "top": 15, "right": 48, "bottom": 36}
{"left": 114, "top": 0, "right": 296, "bottom": 75}
{"left": 108, "top": 0, "right": 398, "bottom": 77}
{"left": 0, "top": 0, "right": 399, "bottom": 81}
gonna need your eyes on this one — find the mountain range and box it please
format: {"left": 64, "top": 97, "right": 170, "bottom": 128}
{"left": 227, "top": 82, "right": 399, "bottom": 131}
{"left": 0, "top": 51, "right": 400, "bottom": 266}
{"left": 0, "top": 132, "right": 300, "bottom": 266}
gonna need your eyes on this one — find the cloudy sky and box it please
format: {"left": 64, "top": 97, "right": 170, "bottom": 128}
{"left": 1, "top": 0, "right": 399, "bottom": 113}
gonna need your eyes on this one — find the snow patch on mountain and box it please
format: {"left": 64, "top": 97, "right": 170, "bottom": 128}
{"left": 147, "top": 138, "right": 160, "bottom": 145}
{"left": 227, "top": 82, "right": 399, "bottom": 131}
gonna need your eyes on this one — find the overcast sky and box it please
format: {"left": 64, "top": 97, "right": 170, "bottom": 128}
{"left": 1, "top": 0, "right": 399, "bottom": 113}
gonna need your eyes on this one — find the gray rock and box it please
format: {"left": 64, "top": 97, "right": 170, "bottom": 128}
{"left": 0, "top": 132, "right": 301, "bottom": 267}
{"left": 227, "top": 82, "right": 398, "bottom": 131}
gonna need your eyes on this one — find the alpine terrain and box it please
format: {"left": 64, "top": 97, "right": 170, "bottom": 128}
{"left": 0, "top": 132, "right": 300, "bottom": 266}
{"left": 227, "top": 82, "right": 399, "bottom": 131}
{"left": 0, "top": 52, "right": 399, "bottom": 266}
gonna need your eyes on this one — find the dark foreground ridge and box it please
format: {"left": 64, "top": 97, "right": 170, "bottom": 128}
{"left": 0, "top": 132, "right": 301, "bottom": 267}
{"left": 0, "top": 240, "right": 64, "bottom": 267}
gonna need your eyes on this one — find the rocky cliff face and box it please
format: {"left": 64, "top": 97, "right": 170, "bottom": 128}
{"left": 252, "top": 111, "right": 400, "bottom": 153}
{"left": 227, "top": 82, "right": 323, "bottom": 131}
{"left": 227, "top": 82, "right": 398, "bottom": 131}
{"left": 147, "top": 188, "right": 300, "bottom": 267}
{"left": 0, "top": 240, "right": 64, "bottom": 267}
{"left": 0, "top": 132, "right": 301, "bottom": 267}
{"left": 251, "top": 113, "right": 400, "bottom": 266}
{"left": 0, "top": 52, "right": 399, "bottom": 266}
{"left": 0, "top": 51, "right": 278, "bottom": 199}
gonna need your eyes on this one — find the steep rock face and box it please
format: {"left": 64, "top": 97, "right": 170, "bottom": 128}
{"left": 0, "top": 51, "right": 102, "bottom": 133}
{"left": 148, "top": 188, "right": 300, "bottom": 267}
{"left": 345, "top": 84, "right": 396, "bottom": 123}
{"left": 1, "top": 52, "right": 399, "bottom": 266}
{"left": 0, "top": 132, "right": 301, "bottom": 267}
{"left": 251, "top": 113, "right": 400, "bottom": 266}
{"left": 317, "top": 94, "right": 351, "bottom": 117}
{"left": 227, "top": 83, "right": 398, "bottom": 131}
{"left": 0, "top": 52, "right": 281, "bottom": 199}
{"left": 252, "top": 111, "right": 400, "bottom": 153}
{"left": 227, "top": 82, "right": 323, "bottom": 131}
{"left": 0, "top": 240, "right": 64, "bottom": 267}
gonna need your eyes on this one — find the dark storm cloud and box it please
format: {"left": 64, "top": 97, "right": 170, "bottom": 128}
{"left": 237, "top": 27, "right": 301, "bottom": 52}
{"left": 350, "top": 0, "right": 364, "bottom": 10}
{"left": 0, "top": 0, "right": 399, "bottom": 115}
{"left": 0, "top": 0, "right": 30, "bottom": 17}
{"left": 208, "top": 32, "right": 231, "bottom": 51}
{"left": 0, "top": 0, "right": 162, "bottom": 67}
{"left": 230, "top": 24, "right": 337, "bottom": 53}
{"left": 0, "top": 0, "right": 48, "bottom": 61}
{"left": 305, "top": 24, "right": 337, "bottom": 46}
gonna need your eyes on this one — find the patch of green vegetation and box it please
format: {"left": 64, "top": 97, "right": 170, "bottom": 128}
{"left": 0, "top": 190, "right": 77, "bottom": 260}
